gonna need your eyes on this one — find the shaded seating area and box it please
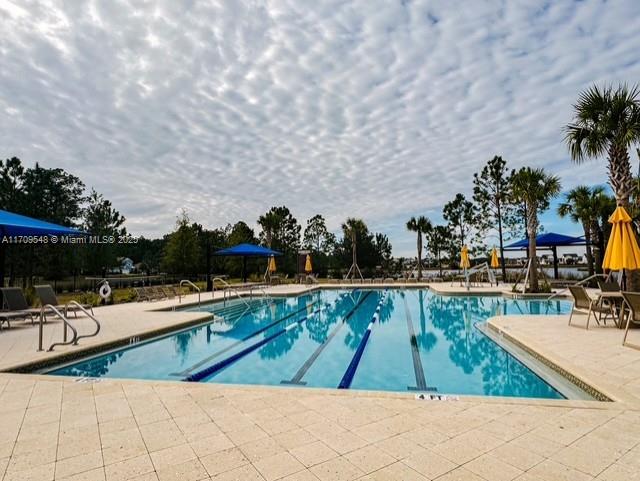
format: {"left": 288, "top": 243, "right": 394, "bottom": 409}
{"left": 214, "top": 243, "right": 282, "bottom": 283}
{"left": 505, "top": 232, "right": 587, "bottom": 280}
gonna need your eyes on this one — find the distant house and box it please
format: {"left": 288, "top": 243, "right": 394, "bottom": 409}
{"left": 561, "top": 253, "right": 580, "bottom": 265}
{"left": 119, "top": 257, "right": 134, "bottom": 274}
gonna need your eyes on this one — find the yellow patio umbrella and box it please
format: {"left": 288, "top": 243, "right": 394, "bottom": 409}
{"left": 603, "top": 206, "right": 640, "bottom": 271}
{"left": 490, "top": 248, "right": 500, "bottom": 268}
{"left": 268, "top": 255, "right": 277, "bottom": 273}
{"left": 460, "top": 245, "right": 471, "bottom": 269}
{"left": 304, "top": 254, "right": 313, "bottom": 273}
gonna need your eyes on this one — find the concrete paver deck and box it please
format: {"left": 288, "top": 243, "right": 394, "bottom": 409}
{"left": 0, "top": 374, "right": 638, "bottom": 481}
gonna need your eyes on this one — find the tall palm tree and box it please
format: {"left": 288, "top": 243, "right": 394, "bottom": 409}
{"left": 557, "top": 185, "right": 606, "bottom": 276}
{"left": 511, "top": 168, "right": 561, "bottom": 292}
{"left": 565, "top": 84, "right": 640, "bottom": 208}
{"left": 406, "top": 216, "right": 432, "bottom": 280}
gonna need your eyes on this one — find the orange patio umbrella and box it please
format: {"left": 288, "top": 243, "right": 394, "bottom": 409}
{"left": 304, "top": 254, "right": 313, "bottom": 273}
{"left": 268, "top": 255, "right": 277, "bottom": 273}
{"left": 490, "top": 248, "right": 500, "bottom": 269}
{"left": 460, "top": 245, "right": 471, "bottom": 269}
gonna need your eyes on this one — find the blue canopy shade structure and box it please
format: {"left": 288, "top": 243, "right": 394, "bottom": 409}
{"left": 0, "top": 209, "right": 87, "bottom": 287}
{"left": 505, "top": 232, "right": 585, "bottom": 249}
{"left": 0, "top": 209, "right": 86, "bottom": 237}
{"left": 214, "top": 243, "right": 282, "bottom": 258}
{"left": 214, "top": 243, "right": 282, "bottom": 282}
{"left": 505, "top": 232, "right": 586, "bottom": 279}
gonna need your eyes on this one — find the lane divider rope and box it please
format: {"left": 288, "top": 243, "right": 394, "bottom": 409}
{"left": 183, "top": 298, "right": 338, "bottom": 383}
{"left": 338, "top": 290, "right": 388, "bottom": 389}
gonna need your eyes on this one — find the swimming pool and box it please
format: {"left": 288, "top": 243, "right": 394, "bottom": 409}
{"left": 48, "top": 288, "right": 574, "bottom": 399}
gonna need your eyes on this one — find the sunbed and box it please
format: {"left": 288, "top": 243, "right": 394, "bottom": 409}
{"left": 34, "top": 285, "right": 94, "bottom": 319}
{"left": 0, "top": 287, "right": 39, "bottom": 324}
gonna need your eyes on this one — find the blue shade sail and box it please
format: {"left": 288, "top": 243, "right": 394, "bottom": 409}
{"left": 505, "top": 232, "right": 585, "bottom": 249}
{"left": 0, "top": 209, "right": 86, "bottom": 237}
{"left": 214, "top": 243, "right": 282, "bottom": 257}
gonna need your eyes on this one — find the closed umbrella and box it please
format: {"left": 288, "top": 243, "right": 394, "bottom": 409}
{"left": 460, "top": 246, "right": 471, "bottom": 269}
{"left": 603, "top": 206, "right": 640, "bottom": 271}
{"left": 304, "top": 254, "right": 313, "bottom": 273}
{"left": 490, "top": 248, "right": 500, "bottom": 269}
{"left": 268, "top": 255, "right": 277, "bottom": 273}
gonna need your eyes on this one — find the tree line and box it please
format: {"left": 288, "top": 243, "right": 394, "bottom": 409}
{"left": 0, "top": 157, "right": 392, "bottom": 287}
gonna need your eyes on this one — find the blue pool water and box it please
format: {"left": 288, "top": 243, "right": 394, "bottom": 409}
{"left": 48, "top": 289, "right": 572, "bottom": 399}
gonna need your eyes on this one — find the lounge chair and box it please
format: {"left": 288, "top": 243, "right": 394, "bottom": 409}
{"left": 149, "top": 286, "right": 167, "bottom": 300}
{"left": 598, "top": 280, "right": 621, "bottom": 292}
{"left": 568, "top": 285, "right": 613, "bottom": 330}
{"left": 34, "top": 285, "right": 94, "bottom": 319}
{"left": 0, "top": 287, "right": 39, "bottom": 324}
{"left": 161, "top": 286, "right": 176, "bottom": 299}
{"left": 134, "top": 287, "right": 151, "bottom": 302}
{"left": 621, "top": 292, "right": 640, "bottom": 348}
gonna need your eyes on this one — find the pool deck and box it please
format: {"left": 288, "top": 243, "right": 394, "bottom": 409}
{"left": 0, "top": 283, "right": 639, "bottom": 480}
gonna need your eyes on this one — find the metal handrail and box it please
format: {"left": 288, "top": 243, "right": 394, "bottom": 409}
{"left": 40, "top": 304, "right": 78, "bottom": 352}
{"left": 212, "top": 277, "right": 251, "bottom": 308}
{"left": 249, "top": 285, "right": 274, "bottom": 305}
{"left": 66, "top": 301, "right": 101, "bottom": 343}
{"left": 179, "top": 280, "right": 201, "bottom": 308}
{"left": 546, "top": 273, "right": 607, "bottom": 300}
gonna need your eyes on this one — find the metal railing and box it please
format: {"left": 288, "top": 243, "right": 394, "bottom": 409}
{"left": 546, "top": 273, "right": 608, "bottom": 300}
{"left": 249, "top": 285, "right": 274, "bottom": 305}
{"left": 39, "top": 304, "right": 78, "bottom": 352}
{"left": 212, "top": 277, "right": 251, "bottom": 308}
{"left": 66, "top": 301, "right": 101, "bottom": 343}
{"left": 179, "top": 280, "right": 201, "bottom": 308}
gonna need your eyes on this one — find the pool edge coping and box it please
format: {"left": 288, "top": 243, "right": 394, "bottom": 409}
{"left": 486, "top": 316, "right": 637, "bottom": 406}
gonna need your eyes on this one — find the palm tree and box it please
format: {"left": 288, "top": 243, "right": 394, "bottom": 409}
{"left": 565, "top": 84, "right": 640, "bottom": 208}
{"left": 406, "top": 216, "right": 432, "bottom": 280}
{"left": 511, "top": 168, "right": 561, "bottom": 292}
{"left": 557, "top": 185, "right": 606, "bottom": 276}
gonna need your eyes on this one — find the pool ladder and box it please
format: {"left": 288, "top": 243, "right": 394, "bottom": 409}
{"left": 211, "top": 277, "right": 253, "bottom": 308}
{"left": 178, "top": 280, "right": 201, "bottom": 308}
{"left": 38, "top": 302, "right": 102, "bottom": 352}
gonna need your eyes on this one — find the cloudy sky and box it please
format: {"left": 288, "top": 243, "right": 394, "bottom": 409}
{"left": 2, "top": 0, "right": 640, "bottom": 256}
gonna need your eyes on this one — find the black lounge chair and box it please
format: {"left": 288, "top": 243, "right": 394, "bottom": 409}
{"left": 133, "top": 287, "right": 151, "bottom": 302}
{"left": 0, "top": 287, "right": 39, "bottom": 324}
{"left": 34, "top": 285, "right": 94, "bottom": 319}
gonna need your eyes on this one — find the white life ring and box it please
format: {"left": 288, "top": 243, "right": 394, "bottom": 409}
{"left": 99, "top": 282, "right": 112, "bottom": 300}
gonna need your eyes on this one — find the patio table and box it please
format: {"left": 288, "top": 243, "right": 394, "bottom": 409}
{"left": 596, "top": 291, "right": 624, "bottom": 328}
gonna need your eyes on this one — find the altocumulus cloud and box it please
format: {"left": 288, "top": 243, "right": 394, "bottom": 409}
{"left": 1, "top": 0, "right": 640, "bottom": 255}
